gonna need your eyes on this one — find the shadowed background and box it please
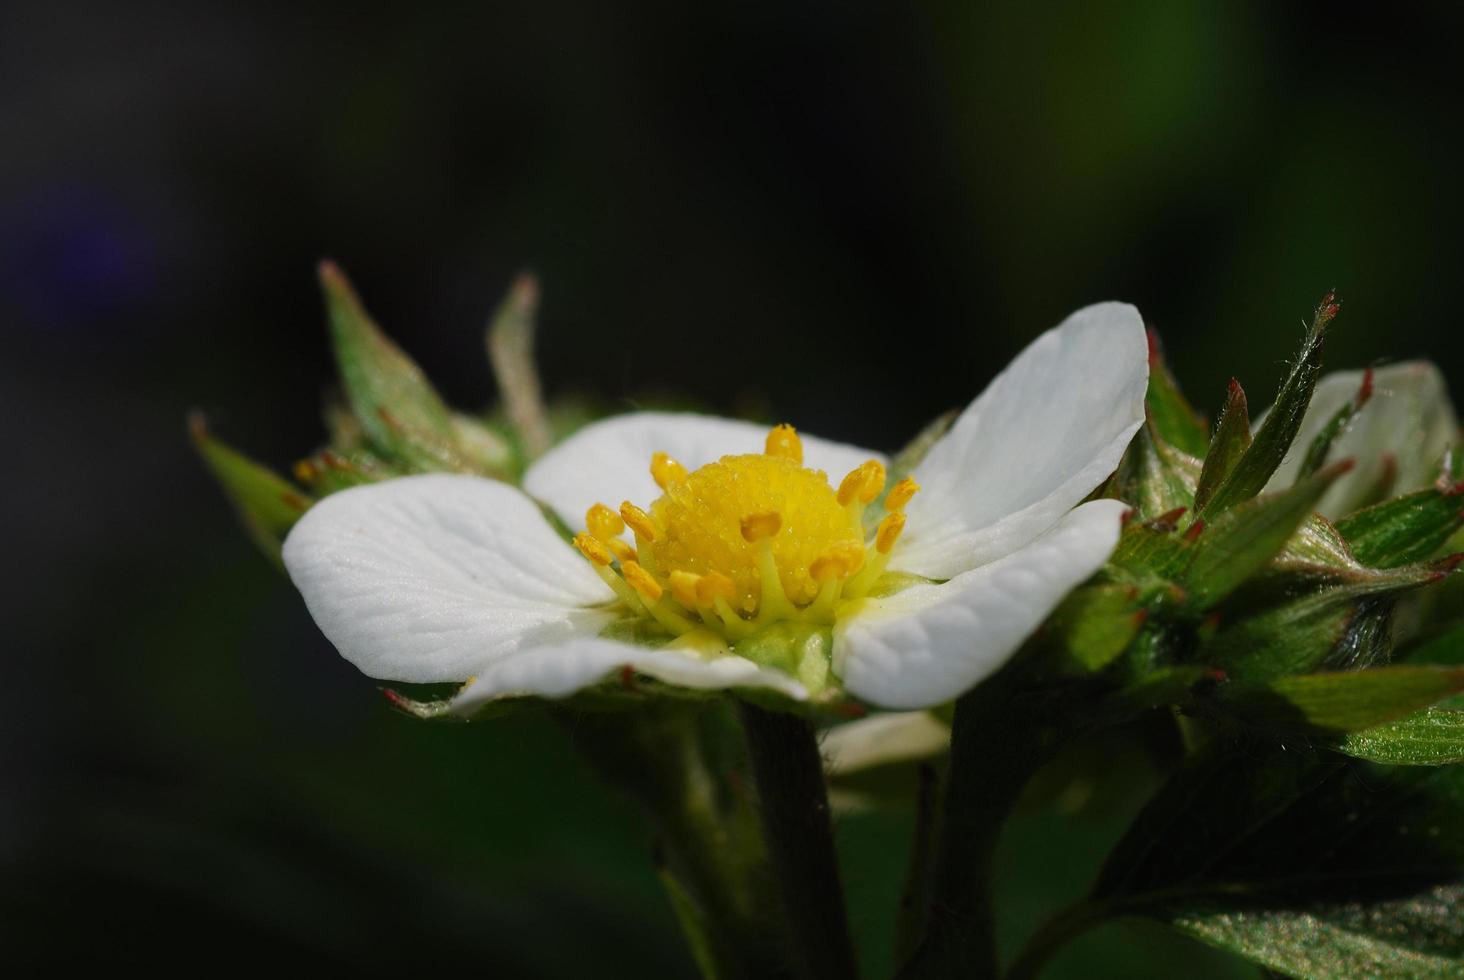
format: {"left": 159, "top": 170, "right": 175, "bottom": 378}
{"left": 5, "top": 1, "right": 1463, "bottom": 975}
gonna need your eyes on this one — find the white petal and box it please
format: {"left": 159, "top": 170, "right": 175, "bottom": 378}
{"left": 523, "top": 411, "right": 884, "bottom": 531}
{"left": 282, "top": 474, "right": 615, "bottom": 683}
{"left": 450, "top": 633, "right": 808, "bottom": 712}
{"left": 1261, "top": 362, "right": 1458, "bottom": 519}
{"left": 894, "top": 303, "right": 1148, "bottom": 580}
{"left": 836, "top": 499, "right": 1127, "bottom": 709}
{"left": 820, "top": 712, "right": 951, "bottom": 775}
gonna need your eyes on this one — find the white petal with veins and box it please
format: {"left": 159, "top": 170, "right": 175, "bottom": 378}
{"left": 836, "top": 499, "right": 1127, "bottom": 709}
{"left": 894, "top": 303, "right": 1147, "bottom": 580}
{"left": 283, "top": 474, "right": 614, "bottom": 683}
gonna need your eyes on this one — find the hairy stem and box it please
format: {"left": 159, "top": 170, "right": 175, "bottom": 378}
{"left": 739, "top": 701, "right": 860, "bottom": 980}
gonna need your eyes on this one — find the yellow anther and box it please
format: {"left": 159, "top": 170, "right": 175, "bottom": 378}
{"left": 607, "top": 539, "right": 638, "bottom": 563}
{"left": 651, "top": 452, "right": 688, "bottom": 490}
{"left": 293, "top": 459, "right": 316, "bottom": 483}
{"left": 696, "top": 570, "right": 738, "bottom": 606}
{"left": 810, "top": 541, "right": 866, "bottom": 582}
{"left": 885, "top": 476, "right": 920, "bottom": 512}
{"left": 838, "top": 459, "right": 886, "bottom": 506}
{"left": 620, "top": 502, "right": 659, "bottom": 543}
{"left": 876, "top": 512, "right": 907, "bottom": 554}
{"left": 621, "top": 561, "right": 664, "bottom": 602}
{"left": 764, "top": 424, "right": 804, "bottom": 464}
{"left": 740, "top": 511, "right": 783, "bottom": 543}
{"left": 857, "top": 460, "right": 886, "bottom": 504}
{"left": 573, "top": 532, "right": 614, "bottom": 567}
{"left": 668, "top": 570, "right": 701, "bottom": 608}
{"left": 586, "top": 503, "right": 625, "bottom": 541}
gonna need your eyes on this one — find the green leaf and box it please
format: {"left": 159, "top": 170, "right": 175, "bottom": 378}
{"left": 1090, "top": 747, "right": 1464, "bottom": 979}
{"left": 1337, "top": 708, "right": 1464, "bottom": 765}
{"left": 1199, "top": 292, "right": 1340, "bottom": 516}
{"left": 1337, "top": 487, "right": 1464, "bottom": 569}
{"left": 1144, "top": 328, "right": 1211, "bottom": 458}
{"left": 189, "top": 413, "right": 312, "bottom": 564}
{"left": 1180, "top": 461, "right": 1350, "bottom": 610}
{"left": 1219, "top": 665, "right": 1464, "bottom": 734}
{"left": 1194, "top": 379, "right": 1251, "bottom": 512}
{"left": 1295, "top": 367, "right": 1373, "bottom": 481}
{"left": 318, "top": 261, "right": 467, "bottom": 472}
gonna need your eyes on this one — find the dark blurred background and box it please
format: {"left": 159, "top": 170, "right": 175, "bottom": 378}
{"left": 6, "top": 1, "right": 1463, "bottom": 975}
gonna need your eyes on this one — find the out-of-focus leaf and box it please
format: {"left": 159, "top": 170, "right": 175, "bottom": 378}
{"left": 1111, "top": 423, "right": 1199, "bottom": 519}
{"left": 189, "top": 413, "right": 312, "bottom": 564}
{"left": 658, "top": 867, "right": 720, "bottom": 980}
{"left": 1046, "top": 583, "right": 1147, "bottom": 672}
{"left": 1179, "top": 461, "right": 1350, "bottom": 610}
{"left": 1336, "top": 486, "right": 1464, "bottom": 569}
{"left": 1337, "top": 708, "right": 1464, "bottom": 765}
{"left": 318, "top": 261, "right": 467, "bottom": 472}
{"left": 1194, "top": 379, "right": 1251, "bottom": 512}
{"left": 1199, "top": 292, "right": 1340, "bottom": 516}
{"left": 450, "top": 413, "right": 517, "bottom": 475}
{"left": 1218, "top": 665, "right": 1464, "bottom": 734}
{"left": 1144, "top": 328, "right": 1211, "bottom": 458}
{"left": 1090, "top": 747, "right": 1464, "bottom": 979}
{"left": 1294, "top": 367, "right": 1373, "bottom": 481}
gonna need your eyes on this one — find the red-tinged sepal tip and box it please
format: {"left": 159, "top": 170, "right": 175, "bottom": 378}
{"left": 1130, "top": 608, "right": 1150, "bottom": 628}
{"left": 1146, "top": 327, "right": 1164, "bottom": 366}
{"left": 1356, "top": 367, "right": 1375, "bottom": 407}
{"left": 1227, "top": 377, "right": 1244, "bottom": 398}
{"left": 1184, "top": 519, "right": 1207, "bottom": 542}
{"left": 619, "top": 664, "right": 637, "bottom": 689}
{"left": 1148, "top": 506, "right": 1188, "bottom": 532}
{"left": 833, "top": 700, "right": 869, "bottom": 719}
{"left": 1204, "top": 667, "right": 1229, "bottom": 683}
{"left": 1120, "top": 507, "right": 1138, "bottom": 527}
{"left": 381, "top": 688, "right": 454, "bottom": 720}
{"left": 1429, "top": 554, "right": 1464, "bottom": 581}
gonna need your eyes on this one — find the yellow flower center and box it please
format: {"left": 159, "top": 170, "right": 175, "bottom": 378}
{"left": 571, "top": 423, "right": 919, "bottom": 645}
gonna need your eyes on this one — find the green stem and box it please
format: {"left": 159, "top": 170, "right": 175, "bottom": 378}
{"left": 558, "top": 705, "right": 783, "bottom": 979}
{"left": 894, "top": 763, "right": 940, "bottom": 964}
{"left": 738, "top": 701, "right": 860, "bottom": 980}
{"left": 898, "top": 669, "right": 1052, "bottom": 979}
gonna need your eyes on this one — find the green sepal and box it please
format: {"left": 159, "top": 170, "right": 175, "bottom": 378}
{"left": 1296, "top": 367, "right": 1373, "bottom": 480}
{"left": 1044, "top": 583, "right": 1148, "bottom": 673}
{"left": 1336, "top": 707, "right": 1464, "bottom": 765}
{"left": 319, "top": 261, "right": 477, "bottom": 474}
{"left": 1178, "top": 460, "right": 1351, "bottom": 610}
{"left": 293, "top": 448, "right": 403, "bottom": 494}
{"left": 485, "top": 272, "right": 554, "bottom": 463}
{"left": 1337, "top": 485, "right": 1464, "bottom": 569}
{"left": 1143, "top": 328, "right": 1210, "bottom": 457}
{"left": 1217, "top": 665, "right": 1464, "bottom": 734}
{"left": 189, "top": 413, "right": 312, "bottom": 565}
{"left": 1192, "top": 378, "right": 1251, "bottom": 512}
{"left": 1198, "top": 291, "right": 1339, "bottom": 516}
{"left": 657, "top": 866, "right": 721, "bottom": 980}
{"left": 1201, "top": 560, "right": 1441, "bottom": 682}
{"left": 1109, "top": 421, "right": 1199, "bottom": 519}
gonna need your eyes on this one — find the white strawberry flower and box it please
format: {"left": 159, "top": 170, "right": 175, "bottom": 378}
{"left": 282, "top": 303, "right": 1149, "bottom": 712}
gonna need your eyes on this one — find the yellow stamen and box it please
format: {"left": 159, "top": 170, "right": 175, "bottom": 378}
{"left": 740, "top": 511, "right": 783, "bottom": 543}
{"left": 586, "top": 503, "right": 625, "bottom": 541}
{"left": 837, "top": 459, "right": 886, "bottom": 506}
{"left": 809, "top": 541, "right": 866, "bottom": 582}
{"left": 876, "top": 512, "right": 907, "bottom": 554}
{"left": 622, "top": 561, "right": 664, "bottom": 602}
{"left": 764, "top": 424, "right": 804, "bottom": 464}
{"left": 620, "top": 502, "right": 659, "bottom": 543}
{"left": 651, "top": 452, "right": 688, "bottom": 490}
{"left": 573, "top": 532, "right": 614, "bottom": 567}
{"left": 607, "top": 539, "right": 637, "bottom": 564}
{"left": 668, "top": 570, "right": 701, "bottom": 609}
{"left": 696, "top": 570, "right": 737, "bottom": 607}
{"left": 884, "top": 476, "right": 920, "bottom": 513}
